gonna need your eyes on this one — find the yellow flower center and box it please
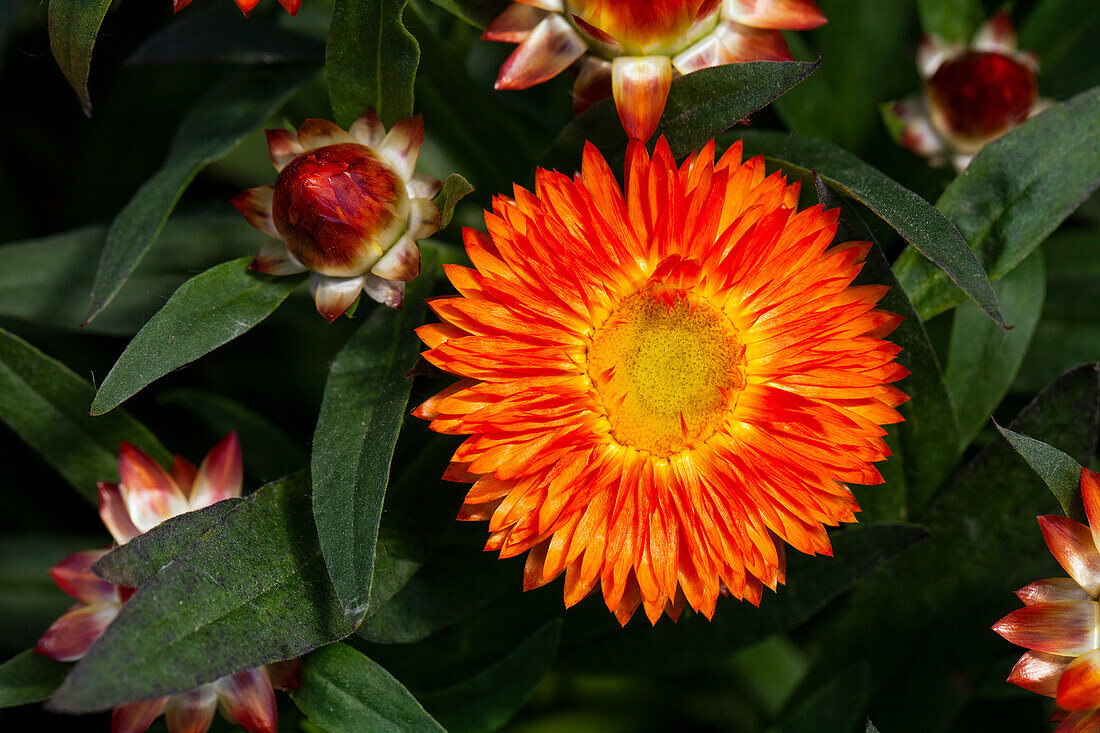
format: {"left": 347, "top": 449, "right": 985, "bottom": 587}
{"left": 587, "top": 286, "right": 746, "bottom": 457}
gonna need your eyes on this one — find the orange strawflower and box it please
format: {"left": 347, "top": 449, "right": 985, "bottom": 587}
{"left": 414, "top": 139, "right": 908, "bottom": 625}
{"left": 485, "top": 0, "right": 826, "bottom": 141}
{"left": 994, "top": 468, "right": 1100, "bottom": 731}
{"left": 173, "top": 0, "right": 300, "bottom": 16}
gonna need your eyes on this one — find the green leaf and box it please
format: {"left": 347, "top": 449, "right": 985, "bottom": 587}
{"left": 90, "top": 258, "right": 302, "bottom": 415}
{"left": 0, "top": 214, "right": 258, "bottom": 336}
{"left": 434, "top": 173, "right": 475, "bottom": 230}
{"left": 796, "top": 364, "right": 1100, "bottom": 719}
{"left": 312, "top": 249, "right": 439, "bottom": 624}
{"left": 561, "top": 523, "right": 928, "bottom": 674}
{"left": 945, "top": 251, "right": 1045, "bottom": 449}
{"left": 0, "top": 325, "right": 169, "bottom": 502}
{"left": 0, "top": 650, "right": 69, "bottom": 709}
{"left": 773, "top": 0, "right": 918, "bottom": 155}
{"left": 996, "top": 423, "right": 1087, "bottom": 522}
{"left": 86, "top": 67, "right": 314, "bottom": 324}
{"left": 916, "top": 0, "right": 983, "bottom": 43}
{"left": 158, "top": 388, "right": 307, "bottom": 483}
{"left": 545, "top": 61, "right": 818, "bottom": 172}
{"left": 92, "top": 501, "right": 243, "bottom": 587}
{"left": 47, "top": 0, "right": 113, "bottom": 115}
{"left": 419, "top": 619, "right": 561, "bottom": 733}
{"left": 327, "top": 0, "right": 419, "bottom": 128}
{"left": 49, "top": 473, "right": 354, "bottom": 712}
{"left": 291, "top": 643, "right": 445, "bottom": 733}
{"left": 815, "top": 176, "right": 960, "bottom": 513}
{"left": 736, "top": 130, "right": 1004, "bottom": 327}
{"left": 895, "top": 87, "right": 1100, "bottom": 320}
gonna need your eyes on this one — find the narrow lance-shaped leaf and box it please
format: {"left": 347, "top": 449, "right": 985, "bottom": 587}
{"left": 895, "top": 87, "right": 1100, "bottom": 319}
{"left": 313, "top": 248, "right": 440, "bottom": 624}
{"left": 996, "top": 422, "right": 1087, "bottom": 522}
{"left": 736, "top": 130, "right": 1004, "bottom": 327}
{"left": 0, "top": 650, "right": 70, "bottom": 709}
{"left": 47, "top": 0, "right": 113, "bottom": 114}
{"left": 92, "top": 501, "right": 243, "bottom": 587}
{"left": 90, "top": 258, "right": 303, "bottom": 415}
{"left": 86, "top": 66, "right": 315, "bottom": 324}
{"left": 815, "top": 176, "right": 960, "bottom": 514}
{"left": 419, "top": 620, "right": 562, "bottom": 733}
{"left": 49, "top": 473, "right": 355, "bottom": 712}
{"left": 945, "top": 251, "right": 1045, "bottom": 449}
{"left": 0, "top": 326, "right": 169, "bottom": 502}
{"left": 545, "top": 61, "right": 818, "bottom": 172}
{"left": 327, "top": 0, "right": 419, "bottom": 128}
{"left": 290, "top": 643, "right": 445, "bottom": 733}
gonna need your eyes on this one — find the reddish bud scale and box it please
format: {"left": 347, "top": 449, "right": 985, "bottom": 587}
{"left": 272, "top": 143, "right": 407, "bottom": 278}
{"left": 927, "top": 51, "right": 1037, "bottom": 144}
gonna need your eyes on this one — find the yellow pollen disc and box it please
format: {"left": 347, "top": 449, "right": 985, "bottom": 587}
{"left": 586, "top": 286, "right": 747, "bottom": 457}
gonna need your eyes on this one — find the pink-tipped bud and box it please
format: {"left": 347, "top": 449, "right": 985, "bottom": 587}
{"left": 271, "top": 143, "right": 410, "bottom": 278}
{"left": 926, "top": 51, "right": 1038, "bottom": 150}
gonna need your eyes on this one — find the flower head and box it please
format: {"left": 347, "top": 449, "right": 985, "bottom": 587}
{"left": 885, "top": 11, "right": 1047, "bottom": 171}
{"left": 414, "top": 139, "right": 907, "bottom": 625}
{"left": 485, "top": 0, "right": 826, "bottom": 141}
{"left": 994, "top": 468, "right": 1100, "bottom": 731}
{"left": 35, "top": 434, "right": 283, "bottom": 733}
{"left": 233, "top": 110, "right": 443, "bottom": 321}
{"left": 172, "top": 0, "right": 300, "bottom": 16}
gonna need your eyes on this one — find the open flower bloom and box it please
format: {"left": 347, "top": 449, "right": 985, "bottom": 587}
{"left": 884, "top": 11, "right": 1048, "bottom": 171}
{"left": 485, "top": 0, "right": 826, "bottom": 141}
{"left": 994, "top": 468, "right": 1100, "bottom": 732}
{"left": 233, "top": 110, "right": 443, "bottom": 321}
{"left": 35, "top": 434, "right": 283, "bottom": 733}
{"left": 172, "top": 0, "right": 300, "bottom": 16}
{"left": 414, "top": 138, "right": 907, "bottom": 625}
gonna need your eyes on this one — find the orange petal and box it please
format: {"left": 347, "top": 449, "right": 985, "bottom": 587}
{"left": 118, "top": 443, "right": 190, "bottom": 533}
{"left": 722, "top": 0, "right": 827, "bottom": 30}
{"left": 310, "top": 274, "right": 365, "bottom": 322}
{"left": 1058, "top": 709, "right": 1100, "bottom": 733}
{"left": 1058, "top": 649, "right": 1100, "bottom": 711}
{"left": 993, "top": 600, "right": 1100, "bottom": 656}
{"left": 265, "top": 129, "right": 302, "bottom": 172}
{"left": 495, "top": 14, "right": 586, "bottom": 91}
{"left": 611, "top": 55, "right": 672, "bottom": 142}
{"left": 231, "top": 187, "right": 277, "bottom": 238}
{"left": 190, "top": 432, "right": 244, "bottom": 508}
{"left": 36, "top": 602, "right": 119, "bottom": 662}
{"left": 112, "top": 698, "right": 167, "bottom": 733}
{"left": 49, "top": 550, "right": 117, "bottom": 605}
{"left": 1040, "top": 514, "right": 1100, "bottom": 597}
{"left": 1009, "top": 650, "right": 1071, "bottom": 698}
{"left": 379, "top": 115, "right": 425, "bottom": 181}
{"left": 1082, "top": 468, "right": 1100, "bottom": 552}
{"left": 213, "top": 668, "right": 278, "bottom": 733}
{"left": 164, "top": 686, "right": 217, "bottom": 733}
{"left": 349, "top": 108, "right": 386, "bottom": 149}
{"left": 278, "top": 0, "right": 302, "bottom": 16}
{"left": 1017, "top": 578, "right": 1094, "bottom": 605}
{"left": 250, "top": 240, "right": 307, "bottom": 277}
{"left": 484, "top": 3, "right": 548, "bottom": 43}
{"left": 99, "top": 481, "right": 141, "bottom": 544}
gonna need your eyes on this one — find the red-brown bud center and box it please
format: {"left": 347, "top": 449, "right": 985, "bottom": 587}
{"left": 927, "top": 51, "right": 1037, "bottom": 149}
{"left": 272, "top": 143, "right": 409, "bottom": 278}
